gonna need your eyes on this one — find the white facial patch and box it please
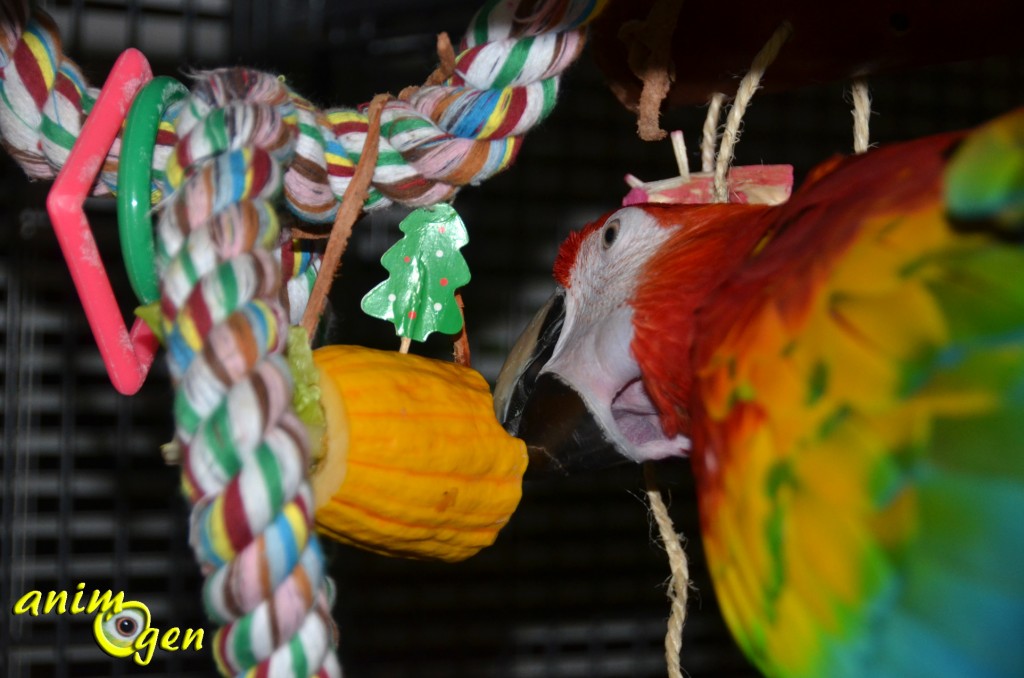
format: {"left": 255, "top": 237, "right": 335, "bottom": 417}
{"left": 541, "top": 208, "right": 691, "bottom": 462}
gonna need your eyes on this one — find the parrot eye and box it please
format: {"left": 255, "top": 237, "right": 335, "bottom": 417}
{"left": 602, "top": 220, "right": 620, "bottom": 249}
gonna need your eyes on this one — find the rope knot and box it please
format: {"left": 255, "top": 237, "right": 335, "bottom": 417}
{"left": 0, "top": 8, "right": 96, "bottom": 182}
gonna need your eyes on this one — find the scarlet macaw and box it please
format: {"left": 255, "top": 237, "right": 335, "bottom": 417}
{"left": 496, "top": 110, "right": 1024, "bottom": 678}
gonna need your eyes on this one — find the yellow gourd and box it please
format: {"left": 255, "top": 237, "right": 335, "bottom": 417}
{"left": 309, "top": 345, "right": 527, "bottom": 562}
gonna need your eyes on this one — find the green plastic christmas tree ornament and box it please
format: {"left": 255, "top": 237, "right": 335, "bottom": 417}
{"left": 361, "top": 204, "right": 472, "bottom": 349}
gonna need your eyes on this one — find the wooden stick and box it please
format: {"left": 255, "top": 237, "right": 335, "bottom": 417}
{"left": 670, "top": 130, "right": 689, "bottom": 181}
{"left": 452, "top": 290, "right": 471, "bottom": 367}
{"left": 300, "top": 94, "right": 388, "bottom": 339}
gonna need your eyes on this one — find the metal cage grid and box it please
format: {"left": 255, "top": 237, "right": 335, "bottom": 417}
{"left": 1, "top": 1, "right": 1022, "bottom": 676}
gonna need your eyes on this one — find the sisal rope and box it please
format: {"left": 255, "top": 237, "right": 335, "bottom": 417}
{"left": 701, "top": 92, "right": 727, "bottom": 174}
{"left": 644, "top": 463, "right": 691, "bottom": 678}
{"left": 851, "top": 77, "right": 872, "bottom": 154}
{"left": 712, "top": 21, "right": 793, "bottom": 202}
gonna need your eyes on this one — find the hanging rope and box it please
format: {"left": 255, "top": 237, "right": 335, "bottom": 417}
{"left": 644, "top": 464, "right": 691, "bottom": 678}
{"left": 850, "top": 77, "right": 872, "bottom": 154}
{"left": 0, "top": 1, "right": 608, "bottom": 676}
{"left": 712, "top": 21, "right": 793, "bottom": 202}
{"left": 700, "top": 92, "right": 727, "bottom": 174}
{"left": 156, "top": 69, "right": 341, "bottom": 676}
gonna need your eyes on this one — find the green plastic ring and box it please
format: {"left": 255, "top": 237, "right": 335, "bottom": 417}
{"left": 117, "top": 75, "right": 188, "bottom": 304}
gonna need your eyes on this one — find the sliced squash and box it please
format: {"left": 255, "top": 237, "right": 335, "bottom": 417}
{"left": 310, "top": 345, "right": 527, "bottom": 562}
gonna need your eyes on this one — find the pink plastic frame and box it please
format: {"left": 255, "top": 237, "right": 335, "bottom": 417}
{"left": 46, "top": 48, "right": 158, "bottom": 395}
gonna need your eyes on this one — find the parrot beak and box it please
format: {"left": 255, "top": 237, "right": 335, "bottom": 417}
{"left": 495, "top": 293, "right": 625, "bottom": 479}
{"left": 513, "top": 373, "right": 626, "bottom": 477}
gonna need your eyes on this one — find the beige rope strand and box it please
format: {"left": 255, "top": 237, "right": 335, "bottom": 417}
{"left": 644, "top": 463, "right": 691, "bottom": 678}
{"left": 850, "top": 77, "right": 872, "bottom": 154}
{"left": 713, "top": 21, "right": 794, "bottom": 202}
{"left": 701, "top": 92, "right": 726, "bottom": 173}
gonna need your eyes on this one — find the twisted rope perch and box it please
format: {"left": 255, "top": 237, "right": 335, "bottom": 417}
{"left": 159, "top": 70, "right": 340, "bottom": 675}
{"left": 0, "top": 1, "right": 604, "bottom": 218}
{"left": 0, "top": 1, "right": 608, "bottom": 675}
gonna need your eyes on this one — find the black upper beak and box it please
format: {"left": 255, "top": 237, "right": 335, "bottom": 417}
{"left": 514, "top": 373, "right": 624, "bottom": 477}
{"left": 495, "top": 293, "right": 624, "bottom": 479}
{"left": 495, "top": 293, "right": 565, "bottom": 431}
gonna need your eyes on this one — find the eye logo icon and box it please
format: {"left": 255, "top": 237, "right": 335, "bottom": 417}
{"left": 93, "top": 601, "right": 152, "bottom": 658}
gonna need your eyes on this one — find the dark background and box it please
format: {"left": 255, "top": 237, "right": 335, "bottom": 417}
{"left": 1, "top": 1, "right": 1021, "bottom": 676}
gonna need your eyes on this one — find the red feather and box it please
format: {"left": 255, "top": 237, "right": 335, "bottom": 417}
{"left": 630, "top": 203, "right": 775, "bottom": 438}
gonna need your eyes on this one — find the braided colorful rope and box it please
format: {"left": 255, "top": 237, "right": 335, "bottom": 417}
{"left": 1, "top": 0, "right": 606, "bottom": 218}
{"left": 0, "top": 0, "right": 607, "bottom": 675}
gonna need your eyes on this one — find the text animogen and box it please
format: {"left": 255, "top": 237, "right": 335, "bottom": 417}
{"left": 12, "top": 583, "right": 205, "bottom": 666}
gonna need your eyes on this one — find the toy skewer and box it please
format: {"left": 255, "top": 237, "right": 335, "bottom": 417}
{"left": 671, "top": 130, "right": 690, "bottom": 181}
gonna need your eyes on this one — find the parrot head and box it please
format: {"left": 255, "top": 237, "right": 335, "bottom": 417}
{"left": 495, "top": 203, "right": 773, "bottom": 477}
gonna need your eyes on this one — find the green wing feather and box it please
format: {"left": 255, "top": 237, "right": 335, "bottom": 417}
{"left": 945, "top": 108, "right": 1024, "bottom": 235}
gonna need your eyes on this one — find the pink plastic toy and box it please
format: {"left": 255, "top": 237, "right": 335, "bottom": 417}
{"left": 46, "top": 49, "right": 158, "bottom": 395}
{"left": 622, "top": 165, "right": 794, "bottom": 206}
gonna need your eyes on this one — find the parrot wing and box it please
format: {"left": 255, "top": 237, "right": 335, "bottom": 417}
{"left": 690, "top": 110, "right": 1024, "bottom": 678}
